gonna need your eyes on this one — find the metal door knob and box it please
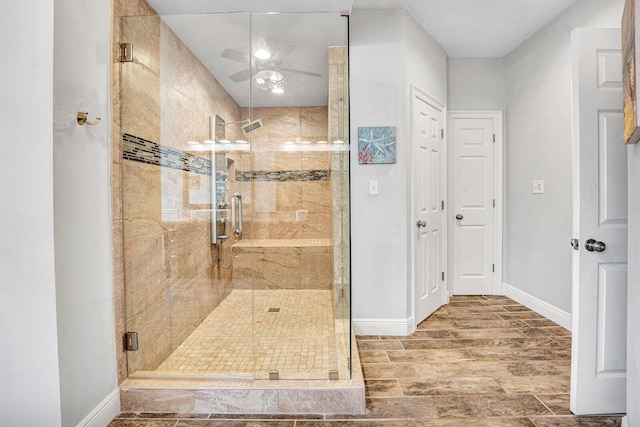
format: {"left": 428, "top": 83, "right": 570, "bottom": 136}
{"left": 416, "top": 220, "right": 427, "bottom": 228}
{"left": 585, "top": 239, "right": 606, "bottom": 252}
{"left": 455, "top": 214, "right": 463, "bottom": 220}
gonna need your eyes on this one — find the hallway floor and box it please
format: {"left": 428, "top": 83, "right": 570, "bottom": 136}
{"left": 109, "top": 295, "right": 624, "bottom": 426}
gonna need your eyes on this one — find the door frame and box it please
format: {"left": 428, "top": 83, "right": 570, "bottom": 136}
{"left": 447, "top": 110, "right": 504, "bottom": 296}
{"left": 410, "top": 84, "right": 447, "bottom": 330}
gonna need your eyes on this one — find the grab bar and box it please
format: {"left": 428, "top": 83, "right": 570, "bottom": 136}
{"left": 231, "top": 192, "right": 243, "bottom": 236}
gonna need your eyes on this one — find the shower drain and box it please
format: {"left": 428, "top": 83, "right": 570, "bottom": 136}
{"left": 268, "top": 308, "right": 281, "bottom": 312}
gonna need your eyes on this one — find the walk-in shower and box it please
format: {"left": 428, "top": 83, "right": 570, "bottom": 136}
{"left": 114, "top": 3, "right": 355, "bottom": 410}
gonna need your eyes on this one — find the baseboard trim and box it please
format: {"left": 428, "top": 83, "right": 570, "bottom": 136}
{"left": 77, "top": 388, "right": 120, "bottom": 427}
{"left": 353, "top": 317, "right": 414, "bottom": 336}
{"left": 621, "top": 416, "right": 628, "bottom": 427}
{"left": 503, "top": 283, "right": 571, "bottom": 330}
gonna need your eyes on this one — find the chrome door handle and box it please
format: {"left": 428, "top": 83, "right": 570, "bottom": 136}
{"left": 455, "top": 214, "right": 463, "bottom": 220}
{"left": 416, "top": 220, "right": 426, "bottom": 228}
{"left": 585, "top": 239, "right": 606, "bottom": 252}
{"left": 231, "top": 192, "right": 243, "bottom": 236}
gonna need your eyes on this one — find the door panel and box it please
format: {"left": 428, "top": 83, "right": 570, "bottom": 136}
{"left": 596, "top": 263, "right": 627, "bottom": 375}
{"left": 412, "top": 88, "right": 445, "bottom": 324}
{"left": 460, "top": 226, "right": 486, "bottom": 276}
{"left": 461, "top": 157, "right": 487, "bottom": 207}
{"left": 451, "top": 114, "right": 496, "bottom": 295}
{"left": 570, "top": 28, "right": 627, "bottom": 415}
{"left": 598, "top": 111, "right": 627, "bottom": 224}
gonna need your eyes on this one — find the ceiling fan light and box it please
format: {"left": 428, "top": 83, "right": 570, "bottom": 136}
{"left": 252, "top": 69, "right": 287, "bottom": 92}
{"left": 254, "top": 49, "right": 271, "bottom": 60}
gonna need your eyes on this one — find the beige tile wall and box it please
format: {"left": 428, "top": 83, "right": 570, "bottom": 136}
{"left": 239, "top": 106, "right": 332, "bottom": 240}
{"left": 112, "top": 0, "right": 242, "bottom": 378}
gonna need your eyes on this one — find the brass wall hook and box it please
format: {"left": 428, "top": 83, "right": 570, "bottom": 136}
{"left": 77, "top": 111, "right": 101, "bottom": 126}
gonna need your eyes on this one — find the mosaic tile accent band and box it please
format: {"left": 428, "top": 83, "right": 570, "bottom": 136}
{"left": 123, "top": 133, "right": 212, "bottom": 175}
{"left": 123, "top": 133, "right": 330, "bottom": 182}
{"left": 235, "top": 170, "right": 330, "bottom": 182}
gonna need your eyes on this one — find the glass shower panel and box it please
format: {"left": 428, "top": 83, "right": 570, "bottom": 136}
{"left": 120, "top": 9, "right": 350, "bottom": 382}
{"left": 248, "top": 12, "right": 351, "bottom": 380}
{"left": 120, "top": 12, "right": 254, "bottom": 377}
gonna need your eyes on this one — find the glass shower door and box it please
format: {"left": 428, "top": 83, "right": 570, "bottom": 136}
{"left": 247, "top": 11, "right": 351, "bottom": 380}
{"left": 120, "top": 12, "right": 254, "bottom": 378}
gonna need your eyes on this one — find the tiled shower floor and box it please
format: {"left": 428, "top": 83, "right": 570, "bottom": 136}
{"left": 150, "top": 290, "right": 341, "bottom": 379}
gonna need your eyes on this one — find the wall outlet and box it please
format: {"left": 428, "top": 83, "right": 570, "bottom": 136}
{"left": 533, "top": 180, "right": 544, "bottom": 194}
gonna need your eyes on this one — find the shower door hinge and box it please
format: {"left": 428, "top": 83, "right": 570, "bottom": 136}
{"left": 118, "top": 42, "right": 133, "bottom": 62}
{"left": 123, "top": 331, "right": 139, "bottom": 351}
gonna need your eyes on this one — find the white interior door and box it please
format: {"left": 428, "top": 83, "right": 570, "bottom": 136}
{"left": 450, "top": 111, "right": 500, "bottom": 295}
{"left": 570, "top": 28, "right": 627, "bottom": 415}
{"left": 412, "top": 87, "right": 446, "bottom": 324}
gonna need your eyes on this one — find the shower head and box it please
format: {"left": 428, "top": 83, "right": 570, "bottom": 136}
{"left": 241, "top": 119, "right": 262, "bottom": 134}
{"left": 216, "top": 118, "right": 263, "bottom": 134}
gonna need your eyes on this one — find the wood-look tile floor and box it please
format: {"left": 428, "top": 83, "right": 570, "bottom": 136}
{"left": 109, "top": 296, "right": 624, "bottom": 426}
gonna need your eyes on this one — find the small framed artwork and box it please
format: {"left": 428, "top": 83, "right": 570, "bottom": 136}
{"left": 358, "top": 126, "right": 396, "bottom": 164}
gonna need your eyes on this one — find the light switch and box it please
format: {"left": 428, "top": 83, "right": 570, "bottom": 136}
{"left": 533, "top": 180, "right": 544, "bottom": 194}
{"left": 369, "top": 180, "right": 379, "bottom": 195}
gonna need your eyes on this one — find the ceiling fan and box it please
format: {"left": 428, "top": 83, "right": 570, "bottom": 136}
{"left": 221, "top": 42, "right": 322, "bottom": 86}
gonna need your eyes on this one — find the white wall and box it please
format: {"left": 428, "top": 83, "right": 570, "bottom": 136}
{"left": 447, "top": 58, "right": 505, "bottom": 110}
{"left": 503, "top": 0, "right": 624, "bottom": 313}
{"left": 627, "top": 143, "right": 640, "bottom": 427}
{"left": 0, "top": 1, "right": 118, "bottom": 426}
{"left": 350, "top": 9, "right": 446, "bottom": 332}
{"left": 53, "top": 0, "right": 119, "bottom": 425}
{"left": 0, "top": 2, "right": 63, "bottom": 426}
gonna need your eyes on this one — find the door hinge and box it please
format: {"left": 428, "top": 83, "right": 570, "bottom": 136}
{"left": 441, "top": 200, "right": 445, "bottom": 210}
{"left": 441, "top": 129, "right": 444, "bottom": 139}
{"left": 123, "top": 331, "right": 139, "bottom": 351}
{"left": 118, "top": 42, "right": 133, "bottom": 62}
{"left": 492, "top": 264, "right": 495, "bottom": 273}
{"left": 493, "top": 199, "right": 496, "bottom": 208}
{"left": 493, "top": 133, "right": 496, "bottom": 143}
{"left": 441, "top": 271, "right": 445, "bottom": 281}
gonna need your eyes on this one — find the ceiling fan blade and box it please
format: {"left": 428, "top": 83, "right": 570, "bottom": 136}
{"left": 263, "top": 36, "right": 295, "bottom": 61}
{"left": 271, "top": 45, "right": 295, "bottom": 62}
{"left": 229, "top": 69, "right": 251, "bottom": 83}
{"left": 221, "top": 48, "right": 249, "bottom": 64}
{"left": 281, "top": 67, "right": 322, "bottom": 78}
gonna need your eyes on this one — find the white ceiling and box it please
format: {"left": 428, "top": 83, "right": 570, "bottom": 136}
{"left": 146, "top": 0, "right": 579, "bottom": 107}
{"left": 351, "top": 0, "right": 579, "bottom": 57}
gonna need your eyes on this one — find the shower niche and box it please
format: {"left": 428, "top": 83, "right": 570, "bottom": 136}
{"left": 118, "top": 7, "right": 351, "bottom": 384}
